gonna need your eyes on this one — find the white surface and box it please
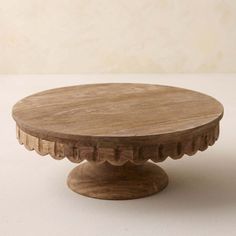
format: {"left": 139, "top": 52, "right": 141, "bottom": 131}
{"left": 0, "top": 74, "right": 236, "bottom": 236}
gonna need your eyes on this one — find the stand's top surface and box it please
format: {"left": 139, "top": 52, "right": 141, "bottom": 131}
{"left": 13, "top": 83, "right": 223, "bottom": 143}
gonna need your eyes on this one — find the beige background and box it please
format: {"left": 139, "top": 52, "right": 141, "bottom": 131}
{"left": 1, "top": 0, "right": 236, "bottom": 73}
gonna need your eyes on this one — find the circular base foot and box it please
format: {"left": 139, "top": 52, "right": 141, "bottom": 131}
{"left": 67, "top": 161, "right": 168, "bottom": 200}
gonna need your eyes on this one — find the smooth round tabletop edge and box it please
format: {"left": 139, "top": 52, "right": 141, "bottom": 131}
{"left": 12, "top": 83, "right": 224, "bottom": 144}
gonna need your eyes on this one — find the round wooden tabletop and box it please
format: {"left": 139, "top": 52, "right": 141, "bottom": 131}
{"left": 12, "top": 83, "right": 224, "bottom": 165}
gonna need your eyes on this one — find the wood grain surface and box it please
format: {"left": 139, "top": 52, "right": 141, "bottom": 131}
{"left": 67, "top": 161, "right": 168, "bottom": 200}
{"left": 13, "top": 83, "right": 224, "bottom": 199}
{"left": 13, "top": 83, "right": 223, "bottom": 140}
{"left": 13, "top": 83, "right": 224, "bottom": 165}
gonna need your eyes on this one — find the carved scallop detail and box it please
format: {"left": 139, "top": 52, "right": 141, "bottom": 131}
{"left": 16, "top": 123, "right": 220, "bottom": 165}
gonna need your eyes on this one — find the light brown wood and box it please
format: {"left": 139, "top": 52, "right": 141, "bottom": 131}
{"left": 68, "top": 161, "right": 168, "bottom": 200}
{"left": 12, "top": 83, "right": 224, "bottom": 199}
{"left": 16, "top": 123, "right": 220, "bottom": 165}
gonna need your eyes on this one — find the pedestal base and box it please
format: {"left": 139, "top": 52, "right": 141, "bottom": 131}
{"left": 67, "top": 161, "right": 168, "bottom": 200}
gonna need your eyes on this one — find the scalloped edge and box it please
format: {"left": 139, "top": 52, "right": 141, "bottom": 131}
{"left": 16, "top": 122, "right": 220, "bottom": 166}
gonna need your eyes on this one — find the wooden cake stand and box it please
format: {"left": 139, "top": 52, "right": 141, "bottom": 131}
{"left": 12, "top": 83, "right": 224, "bottom": 200}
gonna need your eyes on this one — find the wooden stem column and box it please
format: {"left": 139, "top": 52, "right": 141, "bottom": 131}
{"left": 67, "top": 161, "right": 168, "bottom": 200}
{"left": 12, "top": 83, "right": 224, "bottom": 200}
